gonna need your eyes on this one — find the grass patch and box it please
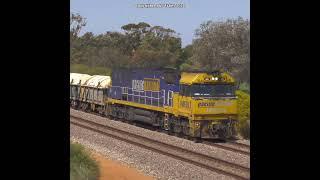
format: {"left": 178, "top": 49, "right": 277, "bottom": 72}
{"left": 70, "top": 143, "right": 99, "bottom": 180}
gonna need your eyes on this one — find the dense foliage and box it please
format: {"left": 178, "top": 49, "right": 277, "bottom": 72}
{"left": 180, "top": 17, "right": 250, "bottom": 84}
{"left": 239, "top": 82, "right": 250, "bottom": 93}
{"left": 71, "top": 16, "right": 182, "bottom": 71}
{"left": 236, "top": 90, "right": 250, "bottom": 139}
{"left": 70, "top": 13, "right": 250, "bottom": 86}
{"left": 71, "top": 64, "right": 111, "bottom": 76}
{"left": 70, "top": 143, "right": 99, "bottom": 180}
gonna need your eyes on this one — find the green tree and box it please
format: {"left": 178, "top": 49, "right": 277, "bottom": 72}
{"left": 130, "top": 24, "right": 182, "bottom": 68}
{"left": 187, "top": 17, "right": 250, "bottom": 83}
{"left": 70, "top": 13, "right": 87, "bottom": 64}
{"left": 69, "top": 15, "right": 250, "bottom": 87}
{"left": 70, "top": 12, "right": 86, "bottom": 40}
{"left": 121, "top": 22, "right": 151, "bottom": 55}
{"left": 179, "top": 44, "right": 194, "bottom": 70}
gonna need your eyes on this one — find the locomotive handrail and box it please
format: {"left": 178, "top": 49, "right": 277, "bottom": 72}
{"left": 120, "top": 86, "right": 165, "bottom": 107}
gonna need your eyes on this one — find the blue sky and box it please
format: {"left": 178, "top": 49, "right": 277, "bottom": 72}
{"left": 71, "top": 0, "right": 250, "bottom": 47}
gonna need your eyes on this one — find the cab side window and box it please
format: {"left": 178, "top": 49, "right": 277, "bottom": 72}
{"left": 180, "top": 85, "right": 191, "bottom": 96}
{"left": 185, "top": 85, "right": 191, "bottom": 96}
{"left": 180, "top": 85, "right": 185, "bottom": 96}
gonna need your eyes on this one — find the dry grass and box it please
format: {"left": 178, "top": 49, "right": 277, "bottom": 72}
{"left": 70, "top": 143, "right": 100, "bottom": 180}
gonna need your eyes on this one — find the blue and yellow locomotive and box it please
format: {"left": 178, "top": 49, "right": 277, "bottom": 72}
{"left": 70, "top": 68, "right": 238, "bottom": 141}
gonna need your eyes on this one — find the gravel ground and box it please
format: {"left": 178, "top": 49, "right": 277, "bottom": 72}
{"left": 71, "top": 124, "right": 237, "bottom": 180}
{"left": 71, "top": 109, "right": 250, "bottom": 168}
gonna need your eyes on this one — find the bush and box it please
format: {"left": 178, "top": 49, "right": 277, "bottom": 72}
{"left": 70, "top": 143, "right": 99, "bottom": 180}
{"left": 179, "top": 63, "right": 194, "bottom": 71}
{"left": 236, "top": 90, "right": 250, "bottom": 139}
{"left": 239, "top": 120, "right": 250, "bottom": 139}
{"left": 71, "top": 63, "right": 111, "bottom": 76}
{"left": 239, "top": 82, "right": 250, "bottom": 93}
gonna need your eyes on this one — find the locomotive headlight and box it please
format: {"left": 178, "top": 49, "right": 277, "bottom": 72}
{"left": 212, "top": 77, "right": 218, "bottom": 81}
{"left": 195, "top": 121, "right": 200, "bottom": 128}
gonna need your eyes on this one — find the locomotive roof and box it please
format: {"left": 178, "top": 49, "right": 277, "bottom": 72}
{"left": 181, "top": 70, "right": 221, "bottom": 75}
{"left": 180, "top": 71, "right": 235, "bottom": 85}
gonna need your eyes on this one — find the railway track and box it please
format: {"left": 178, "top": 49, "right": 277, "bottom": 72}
{"left": 85, "top": 109, "right": 250, "bottom": 156}
{"left": 203, "top": 140, "right": 250, "bottom": 156}
{"left": 83, "top": 109, "right": 250, "bottom": 154}
{"left": 70, "top": 115, "right": 250, "bottom": 180}
{"left": 229, "top": 141, "right": 250, "bottom": 149}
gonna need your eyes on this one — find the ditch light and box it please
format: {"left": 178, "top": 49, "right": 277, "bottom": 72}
{"left": 205, "top": 77, "right": 218, "bottom": 81}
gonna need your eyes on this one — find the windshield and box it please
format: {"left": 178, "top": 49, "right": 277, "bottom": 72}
{"left": 190, "top": 84, "right": 235, "bottom": 97}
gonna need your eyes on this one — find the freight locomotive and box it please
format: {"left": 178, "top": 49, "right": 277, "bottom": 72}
{"left": 70, "top": 68, "right": 238, "bottom": 141}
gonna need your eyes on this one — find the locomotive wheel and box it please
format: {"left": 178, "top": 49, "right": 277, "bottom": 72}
{"left": 167, "top": 131, "right": 174, "bottom": 136}
{"left": 182, "top": 135, "right": 189, "bottom": 140}
{"left": 161, "top": 129, "right": 170, "bottom": 135}
{"left": 191, "top": 137, "right": 202, "bottom": 143}
{"left": 173, "top": 132, "right": 183, "bottom": 138}
{"left": 155, "top": 126, "right": 162, "bottom": 132}
{"left": 168, "top": 123, "right": 175, "bottom": 135}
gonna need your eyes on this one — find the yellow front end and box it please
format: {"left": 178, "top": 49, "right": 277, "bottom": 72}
{"left": 176, "top": 95, "right": 238, "bottom": 139}
{"left": 176, "top": 71, "right": 238, "bottom": 139}
{"left": 193, "top": 98, "right": 237, "bottom": 139}
{"left": 193, "top": 98, "right": 237, "bottom": 120}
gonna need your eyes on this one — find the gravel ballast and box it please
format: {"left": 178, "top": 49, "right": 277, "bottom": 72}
{"left": 71, "top": 109, "right": 250, "bottom": 168}
{"left": 71, "top": 124, "right": 236, "bottom": 180}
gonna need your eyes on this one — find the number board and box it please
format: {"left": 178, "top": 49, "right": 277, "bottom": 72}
{"left": 144, "top": 78, "right": 160, "bottom": 91}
